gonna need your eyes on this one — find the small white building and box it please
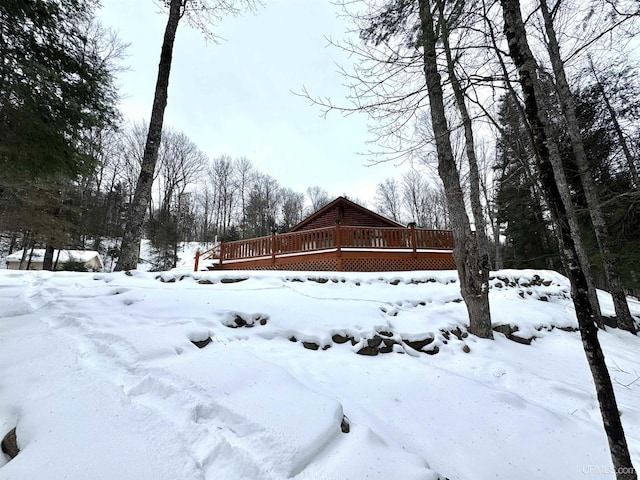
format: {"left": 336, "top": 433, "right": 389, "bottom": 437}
{"left": 6, "top": 249, "right": 104, "bottom": 272}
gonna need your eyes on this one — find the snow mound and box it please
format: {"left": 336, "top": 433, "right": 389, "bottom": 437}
{"left": 1, "top": 269, "right": 639, "bottom": 479}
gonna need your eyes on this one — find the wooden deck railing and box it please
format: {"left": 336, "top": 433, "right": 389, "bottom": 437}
{"left": 195, "top": 225, "right": 454, "bottom": 270}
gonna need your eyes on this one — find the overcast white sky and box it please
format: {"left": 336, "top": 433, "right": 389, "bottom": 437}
{"left": 99, "top": 0, "right": 410, "bottom": 206}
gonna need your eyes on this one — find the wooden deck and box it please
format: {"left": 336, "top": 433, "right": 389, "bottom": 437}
{"left": 194, "top": 224, "right": 456, "bottom": 272}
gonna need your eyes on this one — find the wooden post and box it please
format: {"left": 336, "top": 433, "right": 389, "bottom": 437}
{"left": 409, "top": 223, "right": 417, "bottom": 258}
{"left": 271, "top": 231, "right": 276, "bottom": 264}
{"left": 219, "top": 243, "right": 224, "bottom": 267}
{"left": 194, "top": 249, "right": 200, "bottom": 272}
{"left": 335, "top": 222, "right": 343, "bottom": 271}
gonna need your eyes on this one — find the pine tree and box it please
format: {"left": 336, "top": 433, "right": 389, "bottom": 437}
{"left": 0, "top": 0, "right": 119, "bottom": 176}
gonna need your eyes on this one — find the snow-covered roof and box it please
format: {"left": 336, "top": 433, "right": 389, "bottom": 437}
{"left": 6, "top": 249, "right": 102, "bottom": 265}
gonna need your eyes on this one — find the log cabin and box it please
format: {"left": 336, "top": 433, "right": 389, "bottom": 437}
{"left": 195, "top": 196, "right": 455, "bottom": 272}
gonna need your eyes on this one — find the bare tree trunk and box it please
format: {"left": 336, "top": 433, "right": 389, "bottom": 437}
{"left": 485, "top": 14, "right": 603, "bottom": 320}
{"left": 418, "top": 0, "right": 493, "bottom": 339}
{"left": 26, "top": 240, "right": 36, "bottom": 271}
{"left": 587, "top": 59, "right": 640, "bottom": 187}
{"left": 43, "top": 244, "right": 54, "bottom": 271}
{"left": 500, "top": 1, "right": 636, "bottom": 476}
{"left": 19, "top": 232, "right": 31, "bottom": 270}
{"left": 115, "top": 0, "right": 182, "bottom": 271}
{"left": 437, "top": 0, "right": 491, "bottom": 275}
{"left": 544, "top": 125, "right": 604, "bottom": 326}
{"left": 539, "top": 0, "right": 635, "bottom": 334}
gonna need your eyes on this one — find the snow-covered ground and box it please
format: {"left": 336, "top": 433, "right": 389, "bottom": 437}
{"left": 95, "top": 239, "right": 211, "bottom": 273}
{"left": 1, "top": 268, "right": 639, "bottom": 479}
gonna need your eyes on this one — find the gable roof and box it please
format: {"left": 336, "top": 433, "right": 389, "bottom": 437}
{"left": 288, "top": 196, "right": 404, "bottom": 233}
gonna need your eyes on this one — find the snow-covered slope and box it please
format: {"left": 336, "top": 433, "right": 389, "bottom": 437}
{"left": 0, "top": 269, "right": 639, "bottom": 479}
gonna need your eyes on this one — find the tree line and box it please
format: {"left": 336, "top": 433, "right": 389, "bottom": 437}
{"left": 0, "top": 115, "right": 344, "bottom": 270}
{"left": 1, "top": 110, "right": 446, "bottom": 270}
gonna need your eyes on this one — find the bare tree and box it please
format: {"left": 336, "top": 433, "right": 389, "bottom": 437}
{"left": 244, "top": 173, "right": 281, "bottom": 238}
{"left": 305, "top": 186, "right": 331, "bottom": 214}
{"left": 207, "top": 155, "right": 238, "bottom": 238}
{"left": 116, "top": 0, "right": 257, "bottom": 271}
{"left": 539, "top": 0, "right": 636, "bottom": 333}
{"left": 234, "top": 156, "right": 254, "bottom": 237}
{"left": 414, "top": 0, "right": 492, "bottom": 338}
{"left": 400, "top": 170, "right": 449, "bottom": 229}
{"left": 436, "top": 0, "right": 491, "bottom": 272}
{"left": 117, "top": 120, "right": 148, "bottom": 204}
{"left": 374, "top": 178, "right": 403, "bottom": 222}
{"left": 280, "top": 188, "right": 305, "bottom": 231}
{"left": 499, "top": 0, "right": 635, "bottom": 475}
{"left": 156, "top": 128, "right": 207, "bottom": 215}
{"left": 194, "top": 187, "right": 215, "bottom": 241}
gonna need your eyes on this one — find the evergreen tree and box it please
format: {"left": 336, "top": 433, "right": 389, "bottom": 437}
{"left": 0, "top": 0, "right": 119, "bottom": 176}
{"left": 564, "top": 84, "right": 640, "bottom": 297}
{"left": 495, "top": 95, "right": 560, "bottom": 270}
{"left": 0, "top": 0, "right": 120, "bottom": 266}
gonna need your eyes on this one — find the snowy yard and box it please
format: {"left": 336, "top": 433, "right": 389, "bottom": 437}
{"left": 1, "top": 268, "right": 639, "bottom": 479}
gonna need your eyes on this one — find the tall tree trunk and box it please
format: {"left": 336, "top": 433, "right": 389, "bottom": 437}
{"left": 500, "top": 1, "right": 636, "bottom": 477}
{"left": 486, "top": 14, "right": 603, "bottom": 320}
{"left": 539, "top": 0, "right": 635, "bottom": 334}
{"left": 115, "top": 0, "right": 182, "bottom": 271}
{"left": 25, "top": 240, "right": 36, "bottom": 270}
{"left": 437, "top": 0, "right": 491, "bottom": 275}
{"left": 418, "top": 0, "right": 493, "bottom": 339}
{"left": 8, "top": 232, "right": 17, "bottom": 255}
{"left": 543, "top": 123, "right": 604, "bottom": 326}
{"left": 43, "top": 244, "right": 54, "bottom": 271}
{"left": 588, "top": 59, "right": 640, "bottom": 187}
{"left": 19, "top": 232, "right": 31, "bottom": 270}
